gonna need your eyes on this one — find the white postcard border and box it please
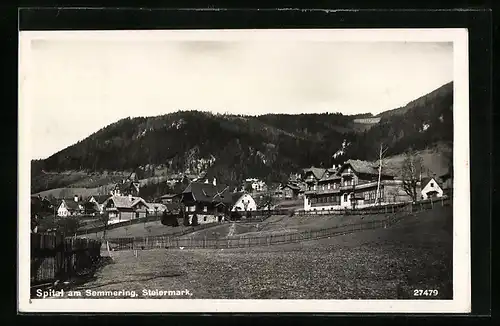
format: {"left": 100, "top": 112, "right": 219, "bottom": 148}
{"left": 18, "top": 28, "right": 470, "bottom": 313}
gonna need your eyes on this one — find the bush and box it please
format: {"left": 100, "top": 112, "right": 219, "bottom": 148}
{"left": 179, "top": 210, "right": 190, "bottom": 226}
{"left": 231, "top": 210, "right": 242, "bottom": 221}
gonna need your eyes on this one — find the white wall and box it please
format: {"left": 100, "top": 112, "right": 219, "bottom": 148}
{"left": 57, "top": 204, "right": 69, "bottom": 217}
{"left": 231, "top": 194, "right": 257, "bottom": 212}
{"left": 190, "top": 214, "right": 219, "bottom": 224}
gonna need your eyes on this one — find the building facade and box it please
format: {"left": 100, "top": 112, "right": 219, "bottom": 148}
{"left": 304, "top": 160, "right": 418, "bottom": 211}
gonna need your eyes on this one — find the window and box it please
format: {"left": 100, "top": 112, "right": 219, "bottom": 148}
{"left": 327, "top": 183, "right": 331, "bottom": 190}
{"left": 135, "top": 212, "right": 139, "bottom": 218}
{"left": 203, "top": 206, "right": 208, "bottom": 212}
{"left": 204, "top": 216, "right": 207, "bottom": 222}
{"left": 430, "top": 182, "right": 434, "bottom": 188}
{"left": 343, "top": 194, "right": 348, "bottom": 201}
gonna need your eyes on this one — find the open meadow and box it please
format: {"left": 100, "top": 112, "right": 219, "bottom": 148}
{"left": 64, "top": 205, "right": 453, "bottom": 300}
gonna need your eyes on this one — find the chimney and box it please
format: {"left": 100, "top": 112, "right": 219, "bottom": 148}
{"left": 213, "top": 178, "right": 216, "bottom": 186}
{"left": 74, "top": 195, "right": 78, "bottom": 202}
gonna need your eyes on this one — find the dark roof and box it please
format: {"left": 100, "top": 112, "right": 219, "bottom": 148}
{"left": 230, "top": 192, "right": 245, "bottom": 206}
{"left": 61, "top": 199, "right": 80, "bottom": 211}
{"left": 421, "top": 177, "right": 441, "bottom": 189}
{"left": 318, "top": 174, "right": 341, "bottom": 183}
{"left": 182, "top": 182, "right": 231, "bottom": 204}
{"left": 302, "top": 167, "right": 327, "bottom": 180}
{"left": 282, "top": 183, "right": 300, "bottom": 191}
{"left": 341, "top": 159, "right": 396, "bottom": 178}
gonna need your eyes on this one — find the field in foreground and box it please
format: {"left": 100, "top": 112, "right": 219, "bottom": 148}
{"left": 64, "top": 206, "right": 452, "bottom": 300}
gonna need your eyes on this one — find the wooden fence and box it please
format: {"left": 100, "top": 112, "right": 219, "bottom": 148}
{"left": 108, "top": 197, "right": 451, "bottom": 251}
{"left": 295, "top": 196, "right": 451, "bottom": 216}
{"left": 31, "top": 233, "right": 102, "bottom": 286}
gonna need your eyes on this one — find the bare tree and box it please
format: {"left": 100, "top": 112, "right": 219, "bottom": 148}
{"left": 400, "top": 149, "right": 424, "bottom": 202}
{"left": 375, "top": 143, "right": 389, "bottom": 205}
{"left": 99, "top": 211, "right": 110, "bottom": 240}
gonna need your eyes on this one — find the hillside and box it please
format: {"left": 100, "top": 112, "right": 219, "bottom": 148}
{"left": 31, "top": 81, "right": 453, "bottom": 194}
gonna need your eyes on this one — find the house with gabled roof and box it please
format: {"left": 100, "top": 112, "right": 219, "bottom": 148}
{"left": 102, "top": 194, "right": 149, "bottom": 224}
{"left": 230, "top": 192, "right": 257, "bottom": 212}
{"left": 86, "top": 195, "right": 111, "bottom": 214}
{"left": 146, "top": 202, "right": 168, "bottom": 216}
{"left": 302, "top": 167, "right": 327, "bottom": 186}
{"left": 180, "top": 178, "right": 234, "bottom": 224}
{"left": 110, "top": 180, "right": 140, "bottom": 197}
{"left": 281, "top": 183, "right": 302, "bottom": 199}
{"left": 420, "top": 177, "right": 444, "bottom": 200}
{"left": 57, "top": 195, "right": 85, "bottom": 217}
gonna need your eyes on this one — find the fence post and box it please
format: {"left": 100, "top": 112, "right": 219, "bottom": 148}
{"left": 431, "top": 197, "right": 434, "bottom": 209}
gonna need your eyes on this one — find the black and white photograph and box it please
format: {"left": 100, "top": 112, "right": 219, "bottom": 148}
{"left": 19, "top": 28, "right": 470, "bottom": 313}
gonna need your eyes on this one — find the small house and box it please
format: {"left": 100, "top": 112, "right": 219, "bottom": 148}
{"left": 281, "top": 183, "right": 301, "bottom": 199}
{"left": 421, "top": 177, "right": 444, "bottom": 200}
{"left": 86, "top": 195, "right": 110, "bottom": 214}
{"left": 57, "top": 195, "right": 85, "bottom": 217}
{"left": 146, "top": 203, "right": 168, "bottom": 216}
{"left": 181, "top": 179, "right": 232, "bottom": 224}
{"left": 110, "top": 180, "right": 140, "bottom": 197}
{"left": 102, "top": 195, "right": 150, "bottom": 224}
{"left": 302, "top": 167, "right": 327, "bottom": 188}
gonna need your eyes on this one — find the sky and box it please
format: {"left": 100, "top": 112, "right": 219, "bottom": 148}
{"left": 21, "top": 31, "right": 454, "bottom": 160}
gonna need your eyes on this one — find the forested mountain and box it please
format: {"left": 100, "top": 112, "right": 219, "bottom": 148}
{"left": 31, "top": 82, "right": 453, "bottom": 193}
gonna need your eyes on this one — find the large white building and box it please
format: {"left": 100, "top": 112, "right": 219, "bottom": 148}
{"left": 303, "top": 160, "right": 419, "bottom": 211}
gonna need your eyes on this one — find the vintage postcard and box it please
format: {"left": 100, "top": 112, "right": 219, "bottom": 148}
{"left": 18, "top": 28, "right": 470, "bottom": 313}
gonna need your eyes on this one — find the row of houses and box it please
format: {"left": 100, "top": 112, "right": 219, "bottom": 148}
{"left": 35, "top": 176, "right": 259, "bottom": 225}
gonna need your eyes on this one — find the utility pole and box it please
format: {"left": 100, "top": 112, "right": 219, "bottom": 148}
{"left": 375, "top": 143, "right": 388, "bottom": 205}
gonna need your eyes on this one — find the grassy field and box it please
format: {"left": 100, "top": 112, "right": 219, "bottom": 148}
{"left": 84, "top": 209, "right": 408, "bottom": 241}
{"left": 64, "top": 205, "right": 452, "bottom": 299}
{"left": 179, "top": 212, "right": 393, "bottom": 241}
{"left": 80, "top": 220, "right": 200, "bottom": 240}
{"left": 83, "top": 211, "right": 394, "bottom": 241}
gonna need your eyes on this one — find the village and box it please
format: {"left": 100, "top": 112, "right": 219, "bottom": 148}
{"left": 31, "top": 154, "right": 452, "bottom": 235}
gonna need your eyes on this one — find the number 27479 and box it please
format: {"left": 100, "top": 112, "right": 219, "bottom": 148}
{"left": 413, "top": 289, "right": 439, "bottom": 297}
